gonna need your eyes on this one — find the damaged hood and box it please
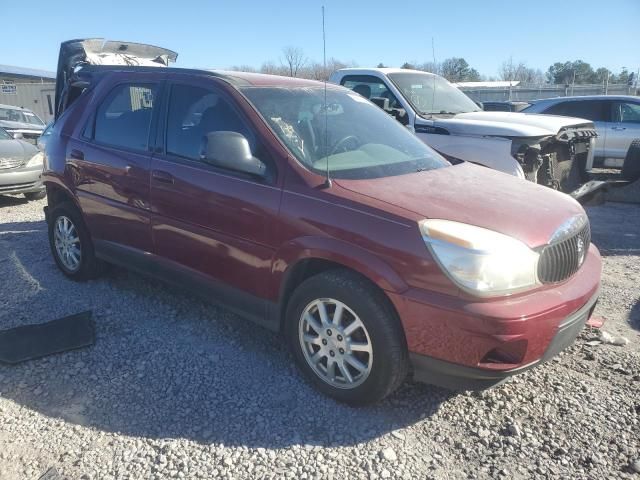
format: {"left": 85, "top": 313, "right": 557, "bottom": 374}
{"left": 55, "top": 38, "right": 177, "bottom": 119}
{"left": 0, "top": 137, "right": 38, "bottom": 162}
{"left": 335, "top": 162, "right": 585, "bottom": 248}
{"left": 422, "top": 111, "right": 594, "bottom": 138}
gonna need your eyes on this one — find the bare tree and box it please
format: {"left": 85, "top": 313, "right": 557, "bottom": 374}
{"left": 260, "top": 61, "right": 287, "bottom": 76}
{"left": 419, "top": 61, "right": 441, "bottom": 75}
{"left": 282, "top": 46, "right": 307, "bottom": 77}
{"left": 499, "top": 57, "right": 545, "bottom": 84}
{"left": 229, "top": 64, "right": 257, "bottom": 73}
{"left": 302, "top": 58, "right": 351, "bottom": 81}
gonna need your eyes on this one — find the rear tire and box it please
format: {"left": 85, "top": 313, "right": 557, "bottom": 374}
{"left": 622, "top": 139, "right": 640, "bottom": 182}
{"left": 48, "top": 202, "right": 106, "bottom": 281}
{"left": 24, "top": 190, "right": 46, "bottom": 201}
{"left": 285, "top": 269, "right": 408, "bottom": 405}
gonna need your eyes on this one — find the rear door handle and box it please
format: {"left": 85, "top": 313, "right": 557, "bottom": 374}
{"left": 152, "top": 170, "right": 174, "bottom": 184}
{"left": 69, "top": 149, "right": 84, "bottom": 160}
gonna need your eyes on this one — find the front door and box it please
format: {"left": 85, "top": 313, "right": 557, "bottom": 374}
{"left": 149, "top": 79, "right": 281, "bottom": 323}
{"left": 605, "top": 100, "right": 640, "bottom": 167}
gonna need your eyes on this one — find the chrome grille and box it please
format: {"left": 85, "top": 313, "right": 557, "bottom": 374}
{"left": 538, "top": 222, "right": 591, "bottom": 283}
{"left": 0, "top": 157, "right": 24, "bottom": 170}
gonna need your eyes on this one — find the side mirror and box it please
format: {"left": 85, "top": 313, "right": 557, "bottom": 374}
{"left": 12, "top": 132, "right": 23, "bottom": 140}
{"left": 392, "top": 108, "right": 409, "bottom": 126}
{"left": 201, "top": 131, "right": 266, "bottom": 178}
{"left": 370, "top": 97, "right": 390, "bottom": 110}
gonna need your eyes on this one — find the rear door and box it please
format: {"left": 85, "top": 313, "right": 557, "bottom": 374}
{"left": 149, "top": 77, "right": 281, "bottom": 323}
{"left": 607, "top": 99, "right": 640, "bottom": 166}
{"left": 68, "top": 75, "right": 162, "bottom": 253}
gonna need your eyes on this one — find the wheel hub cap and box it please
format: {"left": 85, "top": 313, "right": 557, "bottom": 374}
{"left": 53, "top": 216, "right": 81, "bottom": 272}
{"left": 299, "top": 298, "right": 373, "bottom": 389}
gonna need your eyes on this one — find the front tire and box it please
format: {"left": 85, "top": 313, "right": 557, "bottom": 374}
{"left": 286, "top": 269, "right": 408, "bottom": 405}
{"left": 48, "top": 202, "right": 105, "bottom": 281}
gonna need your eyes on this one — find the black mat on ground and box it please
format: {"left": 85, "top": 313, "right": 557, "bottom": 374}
{"left": 0, "top": 311, "right": 94, "bottom": 364}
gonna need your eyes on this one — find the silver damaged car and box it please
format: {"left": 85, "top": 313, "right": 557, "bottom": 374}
{"left": 0, "top": 126, "right": 46, "bottom": 200}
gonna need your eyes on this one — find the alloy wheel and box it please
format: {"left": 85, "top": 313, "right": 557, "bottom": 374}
{"left": 53, "top": 215, "right": 82, "bottom": 272}
{"left": 298, "top": 298, "right": 373, "bottom": 389}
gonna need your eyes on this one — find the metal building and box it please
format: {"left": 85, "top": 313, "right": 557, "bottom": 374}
{"left": 0, "top": 65, "right": 56, "bottom": 122}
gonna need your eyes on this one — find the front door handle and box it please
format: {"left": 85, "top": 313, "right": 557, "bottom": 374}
{"left": 69, "top": 149, "right": 84, "bottom": 160}
{"left": 612, "top": 126, "right": 626, "bottom": 131}
{"left": 152, "top": 170, "right": 174, "bottom": 184}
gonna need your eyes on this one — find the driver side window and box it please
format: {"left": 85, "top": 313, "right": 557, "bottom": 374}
{"left": 165, "top": 84, "right": 254, "bottom": 162}
{"left": 340, "top": 75, "right": 401, "bottom": 110}
{"left": 613, "top": 101, "right": 640, "bottom": 124}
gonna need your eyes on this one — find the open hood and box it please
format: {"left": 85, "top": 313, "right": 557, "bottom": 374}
{"left": 55, "top": 38, "right": 177, "bottom": 119}
{"left": 420, "top": 111, "right": 594, "bottom": 138}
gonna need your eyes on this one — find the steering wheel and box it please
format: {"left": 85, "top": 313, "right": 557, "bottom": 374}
{"left": 330, "top": 135, "right": 361, "bottom": 156}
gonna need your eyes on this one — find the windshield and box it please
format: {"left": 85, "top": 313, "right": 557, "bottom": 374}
{"left": 0, "top": 128, "right": 10, "bottom": 140}
{"left": 0, "top": 107, "right": 45, "bottom": 126}
{"left": 388, "top": 72, "right": 480, "bottom": 116}
{"left": 241, "top": 86, "right": 449, "bottom": 180}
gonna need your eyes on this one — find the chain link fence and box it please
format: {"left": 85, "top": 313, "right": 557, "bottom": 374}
{"left": 461, "top": 84, "right": 639, "bottom": 103}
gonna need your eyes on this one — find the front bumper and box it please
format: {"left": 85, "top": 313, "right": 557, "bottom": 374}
{"left": 388, "top": 245, "right": 602, "bottom": 390}
{"left": 0, "top": 165, "right": 44, "bottom": 195}
{"left": 409, "top": 289, "right": 598, "bottom": 390}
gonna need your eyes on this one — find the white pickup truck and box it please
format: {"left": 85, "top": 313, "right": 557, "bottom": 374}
{"left": 330, "top": 68, "right": 598, "bottom": 194}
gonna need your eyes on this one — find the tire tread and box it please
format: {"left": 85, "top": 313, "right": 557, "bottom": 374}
{"left": 286, "top": 268, "right": 408, "bottom": 405}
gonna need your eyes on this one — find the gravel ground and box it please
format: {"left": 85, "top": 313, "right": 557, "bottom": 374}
{"left": 0, "top": 195, "right": 638, "bottom": 480}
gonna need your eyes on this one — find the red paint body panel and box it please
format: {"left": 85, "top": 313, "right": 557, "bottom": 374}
{"left": 150, "top": 156, "right": 279, "bottom": 299}
{"left": 337, "top": 163, "right": 586, "bottom": 248}
{"left": 389, "top": 245, "right": 601, "bottom": 368}
{"left": 43, "top": 68, "right": 603, "bottom": 386}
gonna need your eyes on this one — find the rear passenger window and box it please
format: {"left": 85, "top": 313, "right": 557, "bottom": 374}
{"left": 165, "top": 84, "right": 253, "bottom": 161}
{"left": 544, "top": 100, "right": 608, "bottom": 122}
{"left": 94, "top": 84, "right": 157, "bottom": 151}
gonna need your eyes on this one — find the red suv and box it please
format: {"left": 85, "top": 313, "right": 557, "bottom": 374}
{"left": 43, "top": 40, "right": 601, "bottom": 404}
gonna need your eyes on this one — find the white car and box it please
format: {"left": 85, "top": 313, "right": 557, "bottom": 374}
{"left": 0, "top": 104, "right": 46, "bottom": 144}
{"left": 330, "top": 68, "right": 598, "bottom": 193}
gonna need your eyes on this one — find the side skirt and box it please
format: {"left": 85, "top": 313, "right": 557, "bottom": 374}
{"left": 94, "top": 240, "right": 280, "bottom": 332}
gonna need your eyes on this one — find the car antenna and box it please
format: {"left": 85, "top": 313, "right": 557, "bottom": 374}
{"left": 321, "top": 5, "right": 332, "bottom": 189}
{"left": 430, "top": 37, "right": 437, "bottom": 119}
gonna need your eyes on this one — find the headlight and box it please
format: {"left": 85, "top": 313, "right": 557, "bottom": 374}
{"left": 26, "top": 152, "right": 44, "bottom": 167}
{"left": 420, "top": 219, "right": 539, "bottom": 296}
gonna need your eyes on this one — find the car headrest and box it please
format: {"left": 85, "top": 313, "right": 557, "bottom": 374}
{"left": 352, "top": 84, "right": 371, "bottom": 99}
